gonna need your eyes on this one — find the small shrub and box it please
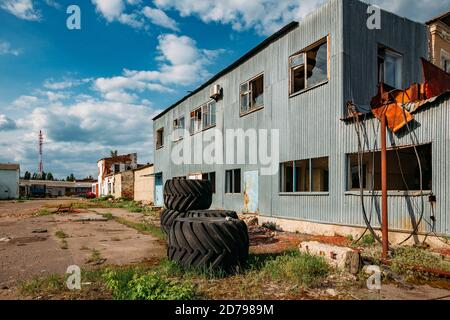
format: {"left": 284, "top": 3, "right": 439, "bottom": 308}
{"left": 55, "top": 230, "right": 68, "bottom": 239}
{"left": 262, "top": 222, "right": 277, "bottom": 231}
{"left": 21, "top": 275, "right": 64, "bottom": 296}
{"left": 360, "top": 234, "right": 376, "bottom": 246}
{"left": 103, "top": 269, "right": 197, "bottom": 300}
{"left": 102, "top": 213, "right": 114, "bottom": 220}
{"left": 262, "top": 251, "right": 329, "bottom": 287}
{"left": 35, "top": 209, "right": 52, "bottom": 217}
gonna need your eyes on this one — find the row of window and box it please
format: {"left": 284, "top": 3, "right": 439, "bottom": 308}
{"left": 156, "top": 39, "right": 405, "bottom": 149}
{"left": 174, "top": 144, "right": 432, "bottom": 194}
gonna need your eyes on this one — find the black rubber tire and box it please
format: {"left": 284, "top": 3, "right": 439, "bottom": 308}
{"left": 160, "top": 208, "right": 183, "bottom": 236}
{"left": 183, "top": 210, "right": 239, "bottom": 220}
{"left": 168, "top": 217, "right": 249, "bottom": 273}
{"left": 164, "top": 179, "right": 212, "bottom": 212}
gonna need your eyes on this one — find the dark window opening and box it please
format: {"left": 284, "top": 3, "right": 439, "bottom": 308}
{"left": 156, "top": 127, "right": 164, "bottom": 149}
{"left": 225, "top": 169, "right": 241, "bottom": 194}
{"left": 114, "top": 164, "right": 120, "bottom": 173}
{"left": 347, "top": 144, "right": 432, "bottom": 191}
{"left": 202, "top": 172, "right": 216, "bottom": 193}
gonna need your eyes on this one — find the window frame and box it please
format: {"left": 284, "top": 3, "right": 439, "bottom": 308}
{"left": 189, "top": 107, "right": 203, "bottom": 135}
{"left": 279, "top": 157, "right": 330, "bottom": 195}
{"left": 239, "top": 73, "right": 265, "bottom": 117}
{"left": 289, "top": 36, "right": 330, "bottom": 98}
{"left": 172, "top": 115, "right": 185, "bottom": 141}
{"left": 225, "top": 168, "right": 242, "bottom": 194}
{"left": 155, "top": 127, "right": 164, "bottom": 150}
{"left": 378, "top": 45, "right": 403, "bottom": 89}
{"left": 202, "top": 100, "right": 217, "bottom": 130}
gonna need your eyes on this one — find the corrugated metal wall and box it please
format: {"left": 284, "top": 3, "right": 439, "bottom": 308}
{"left": 154, "top": 0, "right": 449, "bottom": 236}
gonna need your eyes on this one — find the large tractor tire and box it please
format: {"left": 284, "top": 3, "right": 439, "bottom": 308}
{"left": 160, "top": 208, "right": 183, "bottom": 236}
{"left": 164, "top": 179, "right": 212, "bottom": 212}
{"left": 183, "top": 210, "right": 239, "bottom": 220}
{"left": 168, "top": 217, "right": 249, "bottom": 273}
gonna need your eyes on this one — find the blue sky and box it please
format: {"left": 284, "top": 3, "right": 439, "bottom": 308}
{"left": 0, "top": 0, "right": 448, "bottom": 179}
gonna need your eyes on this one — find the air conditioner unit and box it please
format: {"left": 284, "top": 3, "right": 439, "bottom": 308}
{"left": 210, "top": 84, "right": 222, "bottom": 100}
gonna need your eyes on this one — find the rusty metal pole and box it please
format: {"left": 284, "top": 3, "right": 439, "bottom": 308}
{"left": 381, "top": 110, "right": 389, "bottom": 260}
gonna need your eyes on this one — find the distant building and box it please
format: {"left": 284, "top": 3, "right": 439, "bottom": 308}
{"left": 96, "top": 153, "right": 138, "bottom": 197}
{"left": 427, "top": 11, "right": 450, "bottom": 72}
{"left": 20, "top": 180, "right": 92, "bottom": 198}
{"left": 0, "top": 164, "right": 20, "bottom": 199}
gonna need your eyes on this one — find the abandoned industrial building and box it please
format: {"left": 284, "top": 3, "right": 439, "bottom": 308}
{"left": 153, "top": 0, "right": 450, "bottom": 245}
{"left": 94, "top": 153, "right": 155, "bottom": 203}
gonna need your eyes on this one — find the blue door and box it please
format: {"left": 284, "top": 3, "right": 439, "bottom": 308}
{"left": 154, "top": 173, "right": 163, "bottom": 206}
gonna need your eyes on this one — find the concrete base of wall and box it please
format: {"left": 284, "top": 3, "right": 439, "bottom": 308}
{"left": 259, "top": 216, "right": 449, "bottom": 250}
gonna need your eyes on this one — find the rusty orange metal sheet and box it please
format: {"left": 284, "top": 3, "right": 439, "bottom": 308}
{"left": 372, "top": 103, "right": 414, "bottom": 133}
{"left": 421, "top": 58, "right": 450, "bottom": 99}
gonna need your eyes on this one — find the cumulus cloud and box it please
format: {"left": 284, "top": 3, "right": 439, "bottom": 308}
{"left": 143, "top": 6, "right": 179, "bottom": 31}
{"left": 0, "top": 0, "right": 41, "bottom": 21}
{"left": 94, "top": 33, "right": 223, "bottom": 100}
{"left": 1, "top": 95, "right": 160, "bottom": 177}
{"left": 43, "top": 78, "right": 92, "bottom": 90}
{"left": 0, "top": 114, "right": 17, "bottom": 130}
{"left": 11, "top": 95, "right": 40, "bottom": 108}
{"left": 91, "top": 0, "right": 181, "bottom": 31}
{"left": 0, "top": 40, "right": 21, "bottom": 56}
{"left": 153, "top": 0, "right": 449, "bottom": 35}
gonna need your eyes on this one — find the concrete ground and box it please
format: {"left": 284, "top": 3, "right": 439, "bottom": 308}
{"left": 0, "top": 199, "right": 165, "bottom": 298}
{"left": 0, "top": 199, "right": 448, "bottom": 300}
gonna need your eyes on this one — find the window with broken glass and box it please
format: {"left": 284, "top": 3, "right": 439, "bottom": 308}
{"left": 378, "top": 47, "right": 403, "bottom": 89}
{"left": 189, "top": 108, "right": 202, "bottom": 135}
{"left": 173, "top": 116, "right": 185, "bottom": 141}
{"left": 290, "top": 38, "right": 328, "bottom": 96}
{"left": 156, "top": 127, "right": 164, "bottom": 149}
{"left": 240, "top": 74, "right": 264, "bottom": 115}
{"left": 202, "top": 100, "right": 216, "bottom": 129}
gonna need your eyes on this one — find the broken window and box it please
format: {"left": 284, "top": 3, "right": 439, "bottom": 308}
{"left": 190, "top": 108, "right": 202, "bottom": 135}
{"left": 346, "top": 144, "right": 432, "bottom": 191}
{"left": 173, "top": 116, "right": 185, "bottom": 141}
{"left": 290, "top": 37, "right": 328, "bottom": 95}
{"left": 202, "top": 172, "right": 216, "bottom": 193}
{"left": 378, "top": 46, "right": 403, "bottom": 89}
{"left": 225, "top": 169, "right": 241, "bottom": 194}
{"left": 202, "top": 100, "right": 216, "bottom": 129}
{"left": 156, "top": 127, "right": 164, "bottom": 149}
{"left": 114, "top": 164, "right": 120, "bottom": 174}
{"left": 280, "top": 157, "right": 329, "bottom": 193}
{"left": 240, "top": 74, "right": 264, "bottom": 115}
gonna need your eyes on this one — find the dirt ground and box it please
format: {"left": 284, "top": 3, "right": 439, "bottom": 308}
{"left": 0, "top": 199, "right": 165, "bottom": 299}
{"left": 0, "top": 199, "right": 449, "bottom": 300}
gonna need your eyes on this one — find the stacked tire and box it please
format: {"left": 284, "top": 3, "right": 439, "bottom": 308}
{"left": 160, "top": 179, "right": 249, "bottom": 273}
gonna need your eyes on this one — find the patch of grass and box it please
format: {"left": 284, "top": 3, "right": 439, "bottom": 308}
{"left": 114, "top": 216, "right": 165, "bottom": 240}
{"left": 34, "top": 209, "right": 53, "bottom": 217}
{"left": 55, "top": 230, "right": 68, "bottom": 239}
{"left": 86, "top": 249, "right": 103, "bottom": 264}
{"left": 20, "top": 274, "right": 65, "bottom": 296}
{"left": 359, "top": 234, "right": 376, "bottom": 246}
{"left": 102, "top": 213, "right": 114, "bottom": 220}
{"left": 261, "top": 251, "right": 330, "bottom": 287}
{"left": 390, "top": 246, "right": 450, "bottom": 274}
{"left": 102, "top": 268, "right": 197, "bottom": 300}
{"left": 157, "top": 259, "right": 228, "bottom": 280}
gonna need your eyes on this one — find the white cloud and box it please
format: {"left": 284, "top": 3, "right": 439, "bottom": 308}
{"left": 153, "top": 0, "right": 450, "bottom": 35}
{"left": 91, "top": 0, "right": 146, "bottom": 29}
{"left": 11, "top": 95, "right": 40, "bottom": 108}
{"left": 143, "top": 6, "right": 179, "bottom": 31}
{"left": 0, "top": 114, "right": 17, "bottom": 130}
{"left": 43, "top": 78, "right": 91, "bottom": 90}
{"left": 0, "top": 0, "right": 40, "bottom": 21}
{"left": 93, "top": 33, "right": 223, "bottom": 100}
{"left": 0, "top": 40, "right": 21, "bottom": 56}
